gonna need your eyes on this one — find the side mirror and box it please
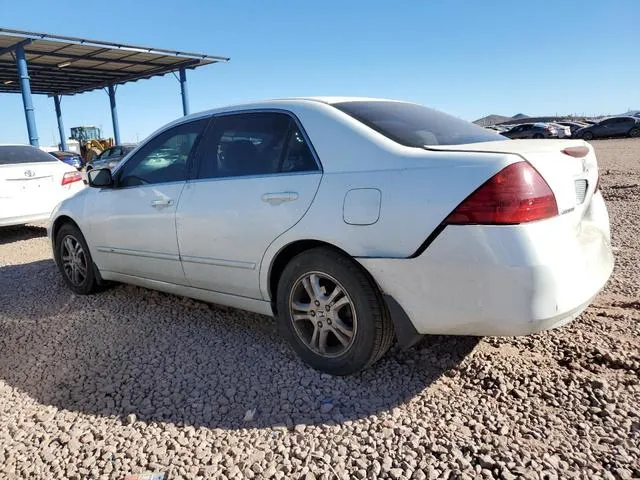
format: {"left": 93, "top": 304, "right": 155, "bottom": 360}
{"left": 87, "top": 168, "right": 113, "bottom": 188}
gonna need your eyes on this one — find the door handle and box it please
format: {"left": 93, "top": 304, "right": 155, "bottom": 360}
{"left": 261, "top": 192, "right": 299, "bottom": 206}
{"left": 151, "top": 199, "right": 173, "bottom": 208}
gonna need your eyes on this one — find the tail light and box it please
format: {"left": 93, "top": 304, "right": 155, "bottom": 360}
{"left": 61, "top": 171, "right": 82, "bottom": 186}
{"left": 561, "top": 146, "right": 589, "bottom": 158}
{"left": 445, "top": 161, "right": 558, "bottom": 225}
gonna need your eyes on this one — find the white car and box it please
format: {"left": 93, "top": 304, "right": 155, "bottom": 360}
{"left": 1, "top": 144, "right": 85, "bottom": 227}
{"left": 548, "top": 123, "right": 571, "bottom": 138}
{"left": 48, "top": 98, "right": 614, "bottom": 375}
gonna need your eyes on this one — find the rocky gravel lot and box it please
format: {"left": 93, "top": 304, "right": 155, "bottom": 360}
{"left": 1, "top": 139, "right": 639, "bottom": 480}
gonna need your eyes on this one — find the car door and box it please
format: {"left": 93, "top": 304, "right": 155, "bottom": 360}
{"left": 85, "top": 118, "right": 209, "bottom": 284}
{"left": 593, "top": 119, "right": 614, "bottom": 137}
{"left": 506, "top": 126, "right": 523, "bottom": 138}
{"left": 611, "top": 118, "right": 632, "bottom": 136}
{"left": 176, "top": 111, "right": 322, "bottom": 299}
{"left": 516, "top": 125, "right": 531, "bottom": 139}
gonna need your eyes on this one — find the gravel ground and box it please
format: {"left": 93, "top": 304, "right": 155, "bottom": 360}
{"left": 1, "top": 139, "right": 638, "bottom": 480}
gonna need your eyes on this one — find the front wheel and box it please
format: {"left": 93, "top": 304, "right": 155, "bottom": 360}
{"left": 54, "top": 223, "right": 99, "bottom": 295}
{"left": 629, "top": 128, "right": 640, "bottom": 138}
{"left": 276, "top": 248, "right": 394, "bottom": 376}
{"left": 582, "top": 131, "right": 594, "bottom": 140}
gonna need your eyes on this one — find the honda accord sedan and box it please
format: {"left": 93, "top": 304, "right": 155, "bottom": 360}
{"left": 48, "top": 97, "right": 614, "bottom": 375}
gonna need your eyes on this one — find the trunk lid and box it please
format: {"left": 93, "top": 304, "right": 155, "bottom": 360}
{"left": 428, "top": 139, "right": 598, "bottom": 220}
{"left": 0, "top": 161, "right": 72, "bottom": 217}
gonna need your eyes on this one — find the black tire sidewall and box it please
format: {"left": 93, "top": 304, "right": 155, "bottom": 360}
{"left": 276, "top": 249, "right": 384, "bottom": 375}
{"left": 54, "top": 224, "right": 97, "bottom": 295}
{"left": 583, "top": 132, "right": 594, "bottom": 140}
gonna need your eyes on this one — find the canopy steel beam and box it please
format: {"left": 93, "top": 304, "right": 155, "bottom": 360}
{"left": 15, "top": 44, "right": 39, "bottom": 146}
{"left": 179, "top": 67, "right": 189, "bottom": 116}
{"left": 53, "top": 95, "right": 67, "bottom": 151}
{"left": 108, "top": 84, "right": 121, "bottom": 145}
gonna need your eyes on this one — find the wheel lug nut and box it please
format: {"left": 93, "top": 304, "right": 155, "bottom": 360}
{"left": 325, "top": 305, "right": 331, "bottom": 311}
{"left": 315, "top": 300, "right": 320, "bottom": 306}
{"left": 310, "top": 311, "right": 315, "bottom": 316}
{"left": 327, "top": 319, "right": 332, "bottom": 325}
{"left": 317, "top": 321, "right": 323, "bottom": 327}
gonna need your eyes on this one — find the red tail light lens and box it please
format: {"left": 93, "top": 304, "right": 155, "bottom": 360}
{"left": 61, "top": 171, "right": 82, "bottom": 186}
{"left": 445, "top": 161, "right": 558, "bottom": 225}
{"left": 561, "top": 146, "right": 589, "bottom": 158}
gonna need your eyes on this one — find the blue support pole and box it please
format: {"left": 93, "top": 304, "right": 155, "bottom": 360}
{"left": 15, "top": 44, "right": 39, "bottom": 147}
{"left": 108, "top": 84, "right": 121, "bottom": 145}
{"left": 53, "top": 95, "right": 68, "bottom": 151}
{"left": 179, "top": 67, "right": 189, "bottom": 116}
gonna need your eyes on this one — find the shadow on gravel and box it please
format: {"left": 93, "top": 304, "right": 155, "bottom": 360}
{"left": 0, "top": 259, "right": 478, "bottom": 430}
{"left": 0, "top": 225, "right": 47, "bottom": 245}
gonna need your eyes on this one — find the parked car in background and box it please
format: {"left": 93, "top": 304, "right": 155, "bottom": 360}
{"left": 49, "top": 150, "right": 83, "bottom": 170}
{"left": 485, "top": 125, "right": 509, "bottom": 134}
{"left": 49, "top": 97, "right": 613, "bottom": 375}
{"left": 548, "top": 123, "right": 571, "bottom": 138}
{"left": 556, "top": 121, "right": 589, "bottom": 136}
{"left": 85, "top": 144, "right": 136, "bottom": 171}
{"left": 502, "top": 123, "right": 562, "bottom": 139}
{"left": 574, "top": 116, "right": 640, "bottom": 140}
{"left": 1, "top": 144, "right": 85, "bottom": 227}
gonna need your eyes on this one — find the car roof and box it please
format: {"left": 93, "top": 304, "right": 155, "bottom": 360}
{"left": 186, "top": 96, "right": 409, "bottom": 119}
{"left": 147, "top": 96, "right": 414, "bottom": 141}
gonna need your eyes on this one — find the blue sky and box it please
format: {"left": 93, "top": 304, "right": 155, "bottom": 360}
{"left": 1, "top": 0, "right": 639, "bottom": 146}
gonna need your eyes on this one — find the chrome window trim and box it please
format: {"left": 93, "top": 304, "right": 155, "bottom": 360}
{"left": 186, "top": 169, "right": 321, "bottom": 186}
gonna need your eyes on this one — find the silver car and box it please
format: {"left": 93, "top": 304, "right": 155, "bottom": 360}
{"left": 49, "top": 98, "right": 613, "bottom": 375}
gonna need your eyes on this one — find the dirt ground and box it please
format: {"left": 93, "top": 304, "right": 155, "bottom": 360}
{"left": 0, "top": 139, "right": 638, "bottom": 479}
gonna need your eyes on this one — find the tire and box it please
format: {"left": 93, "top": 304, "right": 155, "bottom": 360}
{"left": 629, "top": 128, "right": 640, "bottom": 138}
{"left": 276, "top": 247, "right": 394, "bottom": 376}
{"left": 54, "top": 223, "right": 100, "bottom": 295}
{"left": 582, "top": 131, "right": 594, "bottom": 141}
{"left": 532, "top": 133, "right": 544, "bottom": 139}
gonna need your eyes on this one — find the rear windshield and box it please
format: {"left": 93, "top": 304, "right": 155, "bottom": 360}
{"left": 332, "top": 101, "right": 504, "bottom": 147}
{"left": 0, "top": 145, "right": 58, "bottom": 165}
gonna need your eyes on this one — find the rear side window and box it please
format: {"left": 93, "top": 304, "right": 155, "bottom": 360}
{"left": 332, "top": 101, "right": 503, "bottom": 147}
{"left": 0, "top": 145, "right": 58, "bottom": 165}
{"left": 196, "top": 112, "right": 318, "bottom": 179}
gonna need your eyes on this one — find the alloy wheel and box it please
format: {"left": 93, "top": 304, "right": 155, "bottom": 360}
{"left": 60, "top": 235, "right": 88, "bottom": 286}
{"left": 289, "top": 271, "right": 357, "bottom": 358}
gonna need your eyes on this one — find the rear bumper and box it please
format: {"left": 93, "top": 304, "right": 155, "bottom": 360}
{"left": 358, "top": 192, "right": 614, "bottom": 336}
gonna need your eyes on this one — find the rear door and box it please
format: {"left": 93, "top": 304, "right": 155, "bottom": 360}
{"left": 0, "top": 145, "right": 69, "bottom": 222}
{"left": 611, "top": 118, "right": 633, "bottom": 135}
{"left": 176, "top": 111, "right": 322, "bottom": 299}
{"left": 85, "top": 118, "right": 209, "bottom": 284}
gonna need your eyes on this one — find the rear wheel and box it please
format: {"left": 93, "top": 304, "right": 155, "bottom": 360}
{"left": 629, "top": 128, "right": 640, "bottom": 138}
{"left": 276, "top": 247, "right": 394, "bottom": 376}
{"left": 54, "top": 223, "right": 99, "bottom": 295}
{"left": 582, "top": 131, "right": 594, "bottom": 140}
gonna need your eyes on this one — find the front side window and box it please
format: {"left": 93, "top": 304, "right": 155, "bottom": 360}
{"left": 332, "top": 100, "right": 504, "bottom": 147}
{"left": 117, "top": 118, "right": 208, "bottom": 187}
{"left": 197, "top": 112, "right": 317, "bottom": 179}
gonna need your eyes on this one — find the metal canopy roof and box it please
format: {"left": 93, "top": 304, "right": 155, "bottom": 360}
{"left": 0, "top": 28, "right": 229, "bottom": 96}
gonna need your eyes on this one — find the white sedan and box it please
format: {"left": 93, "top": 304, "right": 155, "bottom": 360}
{"left": 48, "top": 98, "right": 614, "bottom": 375}
{"left": 1, "top": 144, "right": 85, "bottom": 227}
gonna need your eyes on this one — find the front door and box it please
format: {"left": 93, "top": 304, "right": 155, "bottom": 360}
{"left": 86, "top": 118, "right": 209, "bottom": 284}
{"left": 176, "top": 111, "right": 322, "bottom": 299}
